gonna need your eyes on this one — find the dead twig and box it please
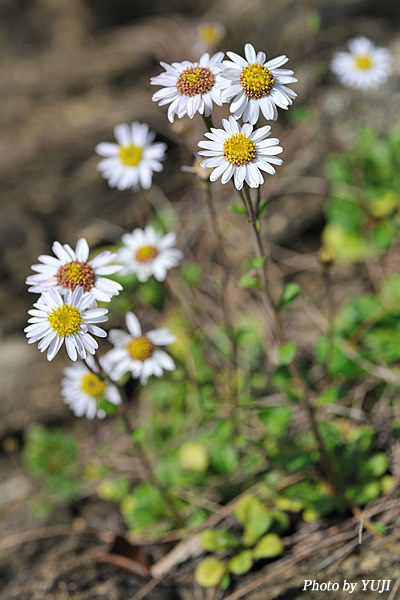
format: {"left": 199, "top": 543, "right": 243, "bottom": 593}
{"left": 0, "top": 523, "right": 112, "bottom": 553}
{"left": 388, "top": 577, "right": 400, "bottom": 600}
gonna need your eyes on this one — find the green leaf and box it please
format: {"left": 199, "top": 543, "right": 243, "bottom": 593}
{"left": 229, "top": 551, "right": 254, "bottom": 575}
{"left": 209, "top": 442, "right": 239, "bottom": 474}
{"left": 358, "top": 453, "right": 388, "bottom": 480}
{"left": 275, "top": 496, "right": 303, "bottom": 513}
{"left": 257, "top": 198, "right": 271, "bottom": 217}
{"left": 220, "top": 574, "right": 231, "bottom": 590}
{"left": 234, "top": 496, "right": 272, "bottom": 546}
{"left": 369, "top": 521, "right": 387, "bottom": 536}
{"left": 381, "top": 475, "right": 394, "bottom": 495}
{"left": 287, "top": 107, "right": 315, "bottom": 125}
{"left": 322, "top": 224, "right": 368, "bottom": 262}
{"left": 97, "top": 477, "right": 131, "bottom": 502}
{"left": 269, "top": 509, "right": 290, "bottom": 533}
{"left": 97, "top": 397, "right": 119, "bottom": 415}
{"left": 200, "top": 529, "right": 241, "bottom": 552}
{"left": 178, "top": 442, "right": 209, "bottom": 473}
{"left": 239, "top": 270, "right": 261, "bottom": 289}
{"left": 130, "top": 427, "right": 147, "bottom": 443}
{"left": 195, "top": 558, "right": 226, "bottom": 588}
{"left": 279, "top": 342, "right": 297, "bottom": 365}
{"left": 302, "top": 508, "right": 320, "bottom": 522}
{"left": 348, "top": 481, "right": 381, "bottom": 506}
{"left": 181, "top": 263, "right": 202, "bottom": 287}
{"left": 229, "top": 203, "right": 246, "bottom": 214}
{"left": 279, "top": 283, "right": 300, "bottom": 310}
{"left": 259, "top": 406, "right": 292, "bottom": 438}
{"left": 251, "top": 256, "right": 266, "bottom": 269}
{"left": 307, "top": 11, "right": 320, "bottom": 33}
{"left": 317, "top": 388, "right": 339, "bottom": 406}
{"left": 253, "top": 533, "right": 284, "bottom": 559}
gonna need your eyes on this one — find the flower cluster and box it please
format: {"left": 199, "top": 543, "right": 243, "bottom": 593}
{"left": 25, "top": 238, "right": 120, "bottom": 363}
{"left": 151, "top": 43, "right": 296, "bottom": 189}
{"left": 25, "top": 230, "right": 181, "bottom": 419}
{"left": 24, "top": 33, "right": 392, "bottom": 425}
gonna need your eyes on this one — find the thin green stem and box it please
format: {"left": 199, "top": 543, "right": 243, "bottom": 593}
{"left": 89, "top": 356, "right": 182, "bottom": 524}
{"left": 321, "top": 261, "right": 336, "bottom": 377}
{"left": 203, "top": 181, "right": 239, "bottom": 430}
{"left": 240, "top": 183, "right": 343, "bottom": 496}
{"left": 118, "top": 385, "right": 183, "bottom": 525}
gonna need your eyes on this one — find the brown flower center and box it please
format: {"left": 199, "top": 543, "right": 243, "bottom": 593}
{"left": 176, "top": 66, "right": 215, "bottom": 97}
{"left": 56, "top": 261, "right": 95, "bottom": 292}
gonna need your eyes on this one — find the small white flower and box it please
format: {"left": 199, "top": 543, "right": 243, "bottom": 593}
{"left": 219, "top": 43, "right": 297, "bottom": 124}
{"left": 193, "top": 23, "right": 225, "bottom": 56}
{"left": 104, "top": 312, "right": 176, "bottom": 384}
{"left": 26, "top": 238, "right": 122, "bottom": 303}
{"left": 25, "top": 287, "right": 108, "bottom": 362}
{"left": 95, "top": 122, "right": 166, "bottom": 191}
{"left": 198, "top": 116, "right": 283, "bottom": 190}
{"left": 331, "top": 37, "right": 391, "bottom": 90}
{"left": 150, "top": 52, "right": 225, "bottom": 123}
{"left": 61, "top": 356, "right": 120, "bottom": 420}
{"left": 181, "top": 153, "right": 212, "bottom": 181}
{"left": 117, "top": 226, "right": 183, "bottom": 282}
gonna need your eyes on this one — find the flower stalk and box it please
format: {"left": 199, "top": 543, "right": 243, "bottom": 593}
{"left": 240, "top": 183, "right": 343, "bottom": 496}
{"left": 89, "top": 355, "right": 182, "bottom": 524}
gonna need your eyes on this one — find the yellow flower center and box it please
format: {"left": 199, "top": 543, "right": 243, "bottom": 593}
{"left": 119, "top": 144, "right": 143, "bottom": 167}
{"left": 47, "top": 304, "right": 82, "bottom": 337}
{"left": 176, "top": 66, "right": 215, "bottom": 97}
{"left": 355, "top": 55, "right": 372, "bottom": 70}
{"left": 223, "top": 133, "right": 256, "bottom": 166}
{"left": 56, "top": 261, "right": 95, "bottom": 292}
{"left": 135, "top": 245, "right": 159, "bottom": 263}
{"left": 240, "top": 63, "right": 275, "bottom": 98}
{"left": 198, "top": 24, "right": 222, "bottom": 46}
{"left": 80, "top": 373, "right": 107, "bottom": 398}
{"left": 127, "top": 336, "right": 155, "bottom": 361}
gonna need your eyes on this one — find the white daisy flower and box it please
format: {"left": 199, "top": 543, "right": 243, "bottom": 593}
{"left": 219, "top": 43, "right": 297, "bottom": 124}
{"left": 61, "top": 356, "right": 120, "bottom": 420}
{"left": 150, "top": 52, "right": 225, "bottom": 123}
{"left": 25, "top": 287, "right": 108, "bottom": 362}
{"left": 117, "top": 225, "right": 183, "bottom": 282}
{"left": 103, "top": 312, "right": 176, "bottom": 384}
{"left": 193, "top": 23, "right": 225, "bottom": 56}
{"left": 331, "top": 37, "right": 392, "bottom": 90}
{"left": 95, "top": 122, "right": 167, "bottom": 191}
{"left": 198, "top": 116, "right": 283, "bottom": 190}
{"left": 26, "top": 238, "right": 122, "bottom": 303}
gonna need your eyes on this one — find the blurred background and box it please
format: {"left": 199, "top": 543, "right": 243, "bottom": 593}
{"left": 0, "top": 0, "right": 399, "bottom": 598}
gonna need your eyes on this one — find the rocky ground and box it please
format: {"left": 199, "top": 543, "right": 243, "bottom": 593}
{"left": 1, "top": 0, "right": 400, "bottom": 598}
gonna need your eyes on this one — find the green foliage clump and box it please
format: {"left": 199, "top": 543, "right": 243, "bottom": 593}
{"left": 322, "top": 124, "right": 400, "bottom": 262}
{"left": 24, "top": 424, "right": 80, "bottom": 501}
{"left": 195, "top": 493, "right": 286, "bottom": 589}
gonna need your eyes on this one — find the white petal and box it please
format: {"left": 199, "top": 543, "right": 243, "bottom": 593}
{"left": 244, "top": 43, "right": 257, "bottom": 64}
{"left": 153, "top": 350, "right": 175, "bottom": 371}
{"left": 114, "top": 123, "right": 131, "bottom": 146}
{"left": 95, "top": 142, "right": 119, "bottom": 157}
{"left": 64, "top": 337, "right": 77, "bottom": 361}
{"left": 126, "top": 312, "right": 142, "bottom": 337}
{"left": 75, "top": 238, "right": 89, "bottom": 262}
